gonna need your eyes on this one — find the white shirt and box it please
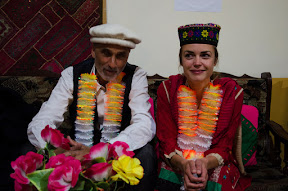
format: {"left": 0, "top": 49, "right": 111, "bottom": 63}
{"left": 27, "top": 65, "right": 156, "bottom": 151}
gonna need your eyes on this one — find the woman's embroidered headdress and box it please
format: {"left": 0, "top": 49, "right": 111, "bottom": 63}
{"left": 178, "top": 23, "right": 221, "bottom": 47}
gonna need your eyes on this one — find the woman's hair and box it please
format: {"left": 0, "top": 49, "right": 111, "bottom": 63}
{"left": 179, "top": 46, "right": 219, "bottom": 65}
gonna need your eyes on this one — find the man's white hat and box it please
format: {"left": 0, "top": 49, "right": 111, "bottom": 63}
{"left": 89, "top": 24, "right": 141, "bottom": 49}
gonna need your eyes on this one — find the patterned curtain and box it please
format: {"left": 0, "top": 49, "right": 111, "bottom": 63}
{"left": 0, "top": 0, "right": 103, "bottom": 76}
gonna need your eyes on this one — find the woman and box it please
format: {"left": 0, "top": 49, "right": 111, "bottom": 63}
{"left": 156, "top": 23, "right": 251, "bottom": 191}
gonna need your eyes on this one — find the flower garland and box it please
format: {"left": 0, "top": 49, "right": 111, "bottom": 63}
{"left": 177, "top": 83, "right": 223, "bottom": 160}
{"left": 75, "top": 72, "right": 126, "bottom": 146}
{"left": 101, "top": 81, "right": 126, "bottom": 142}
{"left": 75, "top": 73, "right": 98, "bottom": 147}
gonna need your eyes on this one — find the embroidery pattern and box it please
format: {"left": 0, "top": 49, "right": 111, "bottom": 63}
{"left": 178, "top": 23, "right": 221, "bottom": 46}
{"left": 209, "top": 165, "right": 223, "bottom": 183}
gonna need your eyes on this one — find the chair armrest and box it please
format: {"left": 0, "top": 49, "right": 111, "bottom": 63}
{"left": 267, "top": 120, "right": 288, "bottom": 143}
{"left": 266, "top": 120, "right": 288, "bottom": 175}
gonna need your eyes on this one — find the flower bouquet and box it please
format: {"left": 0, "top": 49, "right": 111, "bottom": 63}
{"left": 10, "top": 125, "right": 144, "bottom": 191}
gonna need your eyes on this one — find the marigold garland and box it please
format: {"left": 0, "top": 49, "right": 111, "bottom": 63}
{"left": 178, "top": 86, "right": 198, "bottom": 137}
{"left": 76, "top": 73, "right": 97, "bottom": 123}
{"left": 177, "top": 83, "right": 223, "bottom": 160}
{"left": 104, "top": 83, "right": 125, "bottom": 126}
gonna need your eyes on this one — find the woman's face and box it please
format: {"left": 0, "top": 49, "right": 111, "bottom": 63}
{"left": 180, "top": 43, "right": 217, "bottom": 84}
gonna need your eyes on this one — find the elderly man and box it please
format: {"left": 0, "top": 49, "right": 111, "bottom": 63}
{"left": 27, "top": 24, "right": 157, "bottom": 190}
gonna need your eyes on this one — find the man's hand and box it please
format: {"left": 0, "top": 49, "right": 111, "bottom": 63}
{"left": 63, "top": 136, "right": 90, "bottom": 161}
{"left": 54, "top": 147, "right": 67, "bottom": 155}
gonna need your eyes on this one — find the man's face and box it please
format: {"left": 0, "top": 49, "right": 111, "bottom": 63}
{"left": 91, "top": 43, "right": 130, "bottom": 85}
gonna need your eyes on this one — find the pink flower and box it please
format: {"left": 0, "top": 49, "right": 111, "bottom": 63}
{"left": 45, "top": 154, "right": 75, "bottom": 169}
{"left": 108, "top": 141, "right": 134, "bottom": 159}
{"left": 84, "top": 163, "right": 112, "bottom": 182}
{"left": 14, "top": 180, "right": 34, "bottom": 191}
{"left": 84, "top": 142, "right": 109, "bottom": 161}
{"left": 47, "top": 159, "right": 82, "bottom": 191}
{"left": 61, "top": 137, "right": 70, "bottom": 150}
{"left": 41, "top": 125, "right": 70, "bottom": 150}
{"left": 10, "top": 152, "right": 43, "bottom": 185}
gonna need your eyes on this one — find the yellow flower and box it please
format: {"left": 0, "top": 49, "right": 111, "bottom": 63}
{"left": 111, "top": 155, "right": 144, "bottom": 185}
{"left": 201, "top": 30, "right": 209, "bottom": 38}
{"left": 216, "top": 33, "right": 219, "bottom": 40}
{"left": 183, "top": 31, "right": 188, "bottom": 38}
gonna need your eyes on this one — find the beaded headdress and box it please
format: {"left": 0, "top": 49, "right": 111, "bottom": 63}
{"left": 178, "top": 23, "right": 221, "bottom": 47}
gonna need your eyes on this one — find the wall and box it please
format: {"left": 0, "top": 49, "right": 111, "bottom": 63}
{"left": 271, "top": 79, "right": 288, "bottom": 127}
{"left": 271, "top": 78, "right": 288, "bottom": 167}
{"left": 106, "top": 0, "right": 288, "bottom": 78}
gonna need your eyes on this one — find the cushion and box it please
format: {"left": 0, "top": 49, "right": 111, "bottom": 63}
{"left": 148, "top": 97, "right": 155, "bottom": 119}
{"left": 241, "top": 105, "right": 258, "bottom": 166}
{"left": 234, "top": 104, "right": 258, "bottom": 175}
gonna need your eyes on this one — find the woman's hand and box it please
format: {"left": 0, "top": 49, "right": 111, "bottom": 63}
{"left": 171, "top": 154, "right": 219, "bottom": 190}
{"left": 63, "top": 136, "right": 90, "bottom": 161}
{"left": 183, "top": 158, "right": 208, "bottom": 191}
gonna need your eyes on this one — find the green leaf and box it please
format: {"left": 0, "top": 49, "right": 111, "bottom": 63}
{"left": 70, "top": 180, "right": 85, "bottom": 190}
{"left": 47, "top": 143, "right": 56, "bottom": 150}
{"left": 27, "top": 169, "right": 54, "bottom": 191}
{"left": 48, "top": 149, "right": 56, "bottom": 158}
{"left": 96, "top": 181, "right": 110, "bottom": 189}
{"left": 37, "top": 148, "right": 44, "bottom": 155}
{"left": 79, "top": 173, "right": 97, "bottom": 191}
{"left": 93, "top": 157, "right": 106, "bottom": 163}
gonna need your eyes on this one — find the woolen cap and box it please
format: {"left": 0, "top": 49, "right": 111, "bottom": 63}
{"left": 178, "top": 23, "right": 221, "bottom": 47}
{"left": 89, "top": 24, "right": 141, "bottom": 49}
